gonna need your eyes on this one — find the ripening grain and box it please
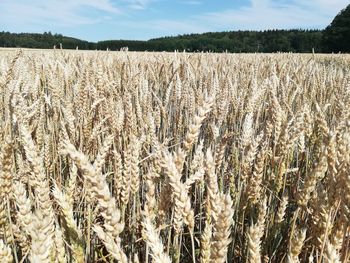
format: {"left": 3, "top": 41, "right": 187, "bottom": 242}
{"left": 0, "top": 49, "right": 349, "bottom": 262}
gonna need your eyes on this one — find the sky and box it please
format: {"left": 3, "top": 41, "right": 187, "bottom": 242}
{"left": 0, "top": 0, "right": 348, "bottom": 41}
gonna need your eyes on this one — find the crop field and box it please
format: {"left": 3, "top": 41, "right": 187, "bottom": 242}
{"left": 0, "top": 49, "right": 350, "bottom": 262}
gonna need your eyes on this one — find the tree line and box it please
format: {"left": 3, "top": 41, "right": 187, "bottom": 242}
{"left": 1, "top": 4, "right": 349, "bottom": 53}
{"left": 0, "top": 29, "right": 326, "bottom": 53}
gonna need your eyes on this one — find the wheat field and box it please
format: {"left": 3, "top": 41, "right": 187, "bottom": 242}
{"left": 0, "top": 49, "right": 349, "bottom": 262}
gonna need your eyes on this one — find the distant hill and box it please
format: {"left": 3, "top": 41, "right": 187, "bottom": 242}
{"left": 322, "top": 4, "right": 350, "bottom": 53}
{"left": 0, "top": 30, "right": 324, "bottom": 53}
{"left": 140, "top": 29, "right": 323, "bottom": 53}
{"left": 0, "top": 32, "right": 94, "bottom": 49}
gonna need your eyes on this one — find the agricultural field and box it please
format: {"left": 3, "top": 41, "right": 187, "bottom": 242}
{"left": 0, "top": 49, "right": 350, "bottom": 262}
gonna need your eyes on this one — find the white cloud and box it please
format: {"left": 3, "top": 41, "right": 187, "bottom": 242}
{"left": 179, "top": 1, "right": 202, "bottom": 5}
{"left": 102, "top": 0, "right": 349, "bottom": 40}
{"left": 0, "top": 0, "right": 120, "bottom": 28}
{"left": 0, "top": 0, "right": 348, "bottom": 40}
{"left": 190, "top": 0, "right": 348, "bottom": 32}
{"left": 108, "top": 18, "right": 209, "bottom": 40}
{"left": 122, "top": 0, "right": 155, "bottom": 10}
{"left": 123, "top": 0, "right": 348, "bottom": 40}
{"left": 293, "top": 0, "right": 349, "bottom": 15}
{"left": 78, "top": 0, "right": 121, "bottom": 14}
{"left": 145, "top": 19, "right": 208, "bottom": 37}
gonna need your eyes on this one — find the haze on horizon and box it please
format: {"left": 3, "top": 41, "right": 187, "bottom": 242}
{"left": 0, "top": 0, "right": 348, "bottom": 42}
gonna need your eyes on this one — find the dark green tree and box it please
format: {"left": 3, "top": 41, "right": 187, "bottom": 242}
{"left": 322, "top": 4, "right": 350, "bottom": 52}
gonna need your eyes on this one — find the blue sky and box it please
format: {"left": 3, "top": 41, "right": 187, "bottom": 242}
{"left": 0, "top": 0, "right": 348, "bottom": 41}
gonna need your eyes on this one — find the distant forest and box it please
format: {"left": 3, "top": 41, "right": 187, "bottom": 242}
{"left": 0, "top": 30, "right": 325, "bottom": 53}
{"left": 1, "top": 4, "right": 349, "bottom": 53}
